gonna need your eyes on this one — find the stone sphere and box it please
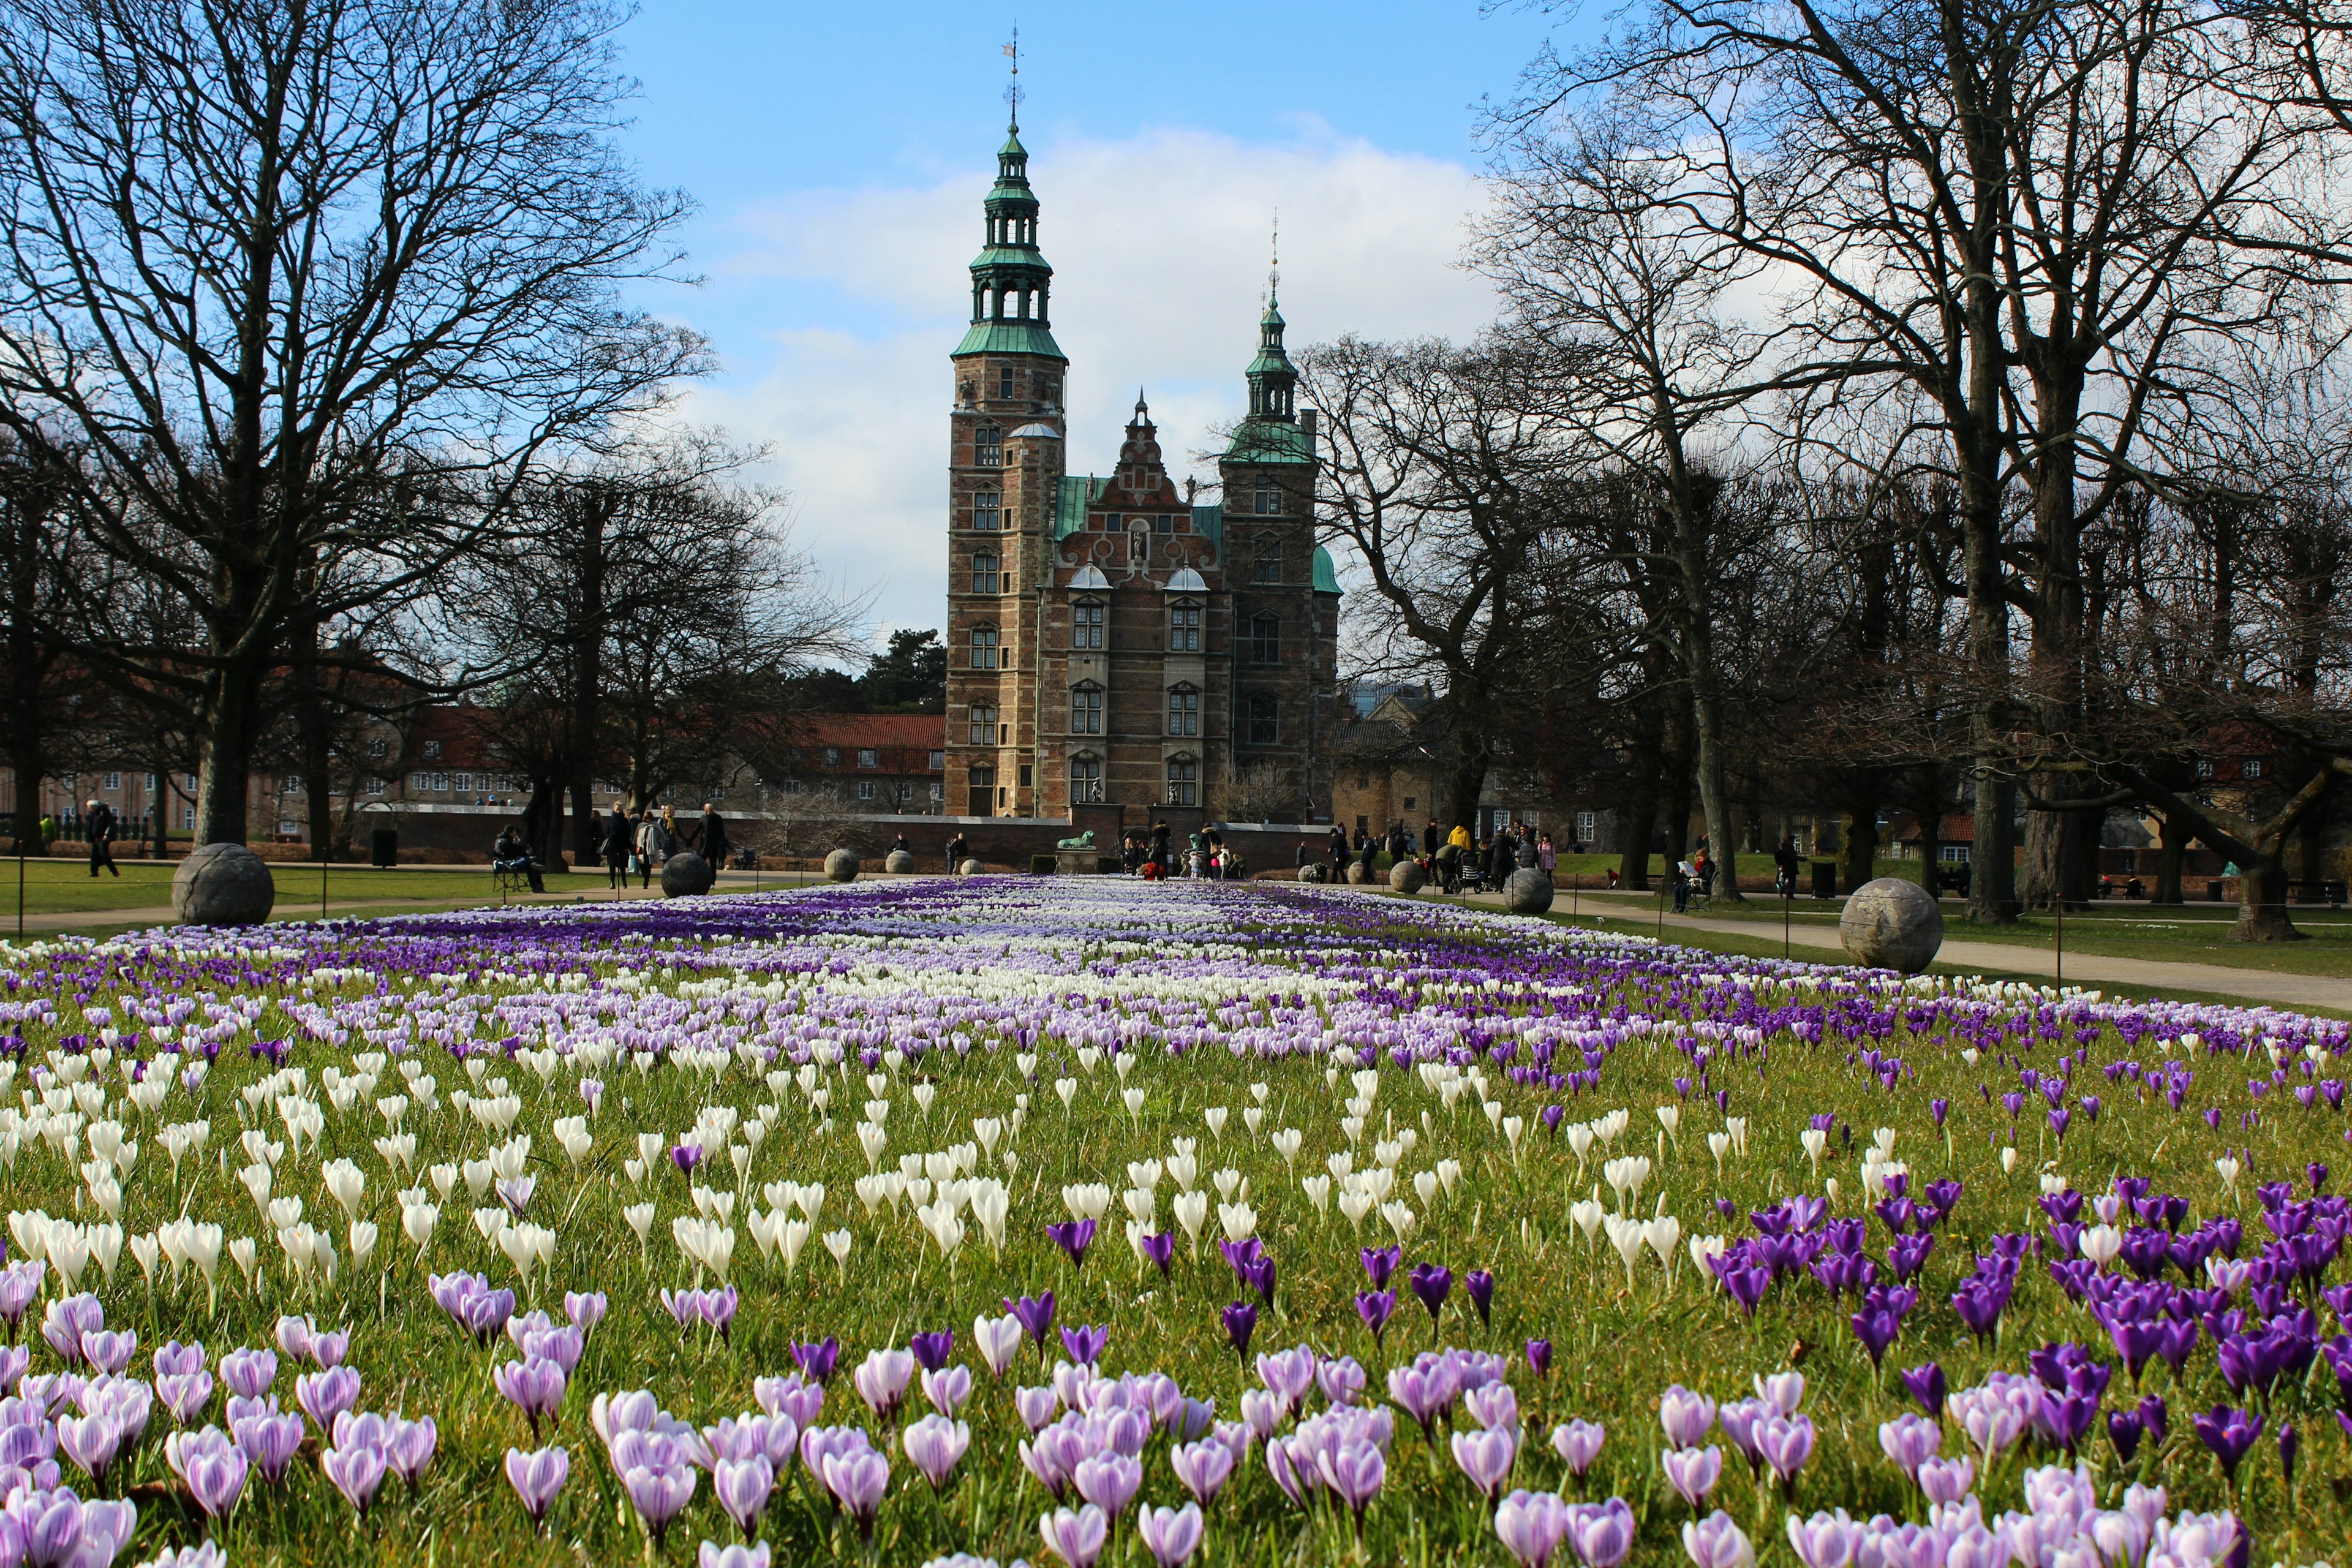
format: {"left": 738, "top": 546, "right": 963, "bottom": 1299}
{"left": 1503, "top": 868, "right": 1556, "bottom": 914}
{"left": 1345, "top": 861, "right": 1372, "bottom": 884}
{"left": 1840, "top": 876, "right": 1945, "bottom": 973}
{"left": 1389, "top": 859, "right": 1427, "bottom": 894}
{"left": 659, "top": 851, "right": 713, "bottom": 897}
{"left": 1297, "top": 863, "right": 1325, "bottom": 884}
{"left": 884, "top": 850, "right": 916, "bottom": 875}
{"left": 823, "top": 849, "right": 860, "bottom": 883}
{"left": 959, "top": 858, "right": 986, "bottom": 876}
{"left": 172, "top": 842, "right": 276, "bottom": 926}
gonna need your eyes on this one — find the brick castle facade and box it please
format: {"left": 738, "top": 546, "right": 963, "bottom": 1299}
{"left": 941, "top": 115, "right": 1340, "bottom": 825}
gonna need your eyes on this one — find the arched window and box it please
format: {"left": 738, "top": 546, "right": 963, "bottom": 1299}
{"left": 971, "top": 489, "right": 1000, "bottom": 530}
{"left": 1246, "top": 693, "right": 1279, "bottom": 745}
{"left": 1250, "top": 614, "right": 1281, "bottom": 663}
{"left": 971, "top": 552, "right": 1000, "bottom": 595}
{"left": 1072, "top": 598, "right": 1106, "bottom": 650}
{"left": 969, "top": 625, "right": 999, "bottom": 670}
{"left": 1070, "top": 754, "right": 1104, "bottom": 804}
{"left": 1069, "top": 684, "right": 1104, "bottom": 736}
{"left": 1165, "top": 756, "right": 1199, "bottom": 808}
{"left": 1166, "top": 685, "right": 1199, "bottom": 738}
{"left": 974, "top": 425, "right": 1002, "bottom": 467}
{"left": 968, "top": 704, "right": 997, "bottom": 747}
{"left": 1169, "top": 601, "right": 1202, "bottom": 653}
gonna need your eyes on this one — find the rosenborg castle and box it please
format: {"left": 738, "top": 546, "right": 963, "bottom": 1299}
{"left": 940, "top": 115, "right": 1341, "bottom": 825}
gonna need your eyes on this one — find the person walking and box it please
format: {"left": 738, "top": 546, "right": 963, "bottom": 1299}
{"left": 1774, "top": 836, "right": 1801, "bottom": 897}
{"left": 85, "top": 797, "right": 118, "bottom": 878}
{"left": 698, "top": 802, "right": 729, "bottom": 871}
{"left": 636, "top": 808, "right": 671, "bottom": 889}
{"left": 1537, "top": 832, "right": 1557, "bottom": 876}
{"left": 600, "top": 802, "right": 632, "bottom": 891}
{"left": 1488, "top": 830, "right": 1515, "bottom": 891}
{"left": 946, "top": 830, "right": 969, "bottom": 873}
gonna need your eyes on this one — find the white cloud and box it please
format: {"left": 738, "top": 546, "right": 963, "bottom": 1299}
{"left": 673, "top": 121, "right": 1502, "bottom": 640}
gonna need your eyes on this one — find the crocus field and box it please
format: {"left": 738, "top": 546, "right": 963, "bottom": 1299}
{"left": 0, "top": 877, "right": 2345, "bottom": 1568}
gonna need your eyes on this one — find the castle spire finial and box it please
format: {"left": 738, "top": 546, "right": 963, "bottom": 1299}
{"left": 1269, "top": 212, "right": 1280, "bottom": 304}
{"left": 1003, "top": 27, "right": 1022, "bottom": 132}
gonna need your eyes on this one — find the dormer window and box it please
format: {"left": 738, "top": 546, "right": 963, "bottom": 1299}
{"left": 1072, "top": 600, "right": 1106, "bottom": 650}
{"left": 1169, "top": 602, "right": 1202, "bottom": 653}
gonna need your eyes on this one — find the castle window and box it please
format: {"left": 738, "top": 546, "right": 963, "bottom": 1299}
{"left": 1071, "top": 755, "right": 1104, "bottom": 804}
{"left": 1246, "top": 693, "right": 1279, "bottom": 745}
{"left": 970, "top": 625, "right": 999, "bottom": 670}
{"left": 1166, "top": 757, "right": 1199, "bottom": 808}
{"left": 1155, "top": 515, "right": 1174, "bottom": 533}
{"left": 1250, "top": 613, "right": 1281, "bottom": 663}
{"left": 998, "top": 368, "right": 1016, "bottom": 399}
{"left": 1254, "top": 484, "right": 1283, "bottom": 516}
{"left": 975, "top": 426, "right": 1001, "bottom": 467}
{"left": 968, "top": 765, "right": 995, "bottom": 817}
{"left": 1069, "top": 684, "right": 1104, "bottom": 736}
{"left": 1072, "top": 600, "right": 1105, "bottom": 650}
{"left": 1169, "top": 602, "right": 1202, "bottom": 653}
{"left": 972, "top": 489, "right": 1000, "bottom": 530}
{"left": 968, "top": 705, "right": 997, "bottom": 747}
{"left": 971, "top": 552, "right": 1000, "bottom": 595}
{"left": 1167, "top": 686, "right": 1199, "bottom": 738}
{"left": 1254, "top": 545, "right": 1283, "bottom": 584}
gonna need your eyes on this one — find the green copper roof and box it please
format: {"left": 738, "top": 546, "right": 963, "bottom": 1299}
{"left": 1246, "top": 346, "right": 1293, "bottom": 375}
{"left": 1313, "top": 545, "right": 1340, "bottom": 595}
{"left": 1223, "top": 417, "right": 1314, "bottom": 465}
{"left": 970, "top": 247, "right": 1051, "bottom": 271}
{"left": 1055, "top": 475, "right": 1105, "bottom": 538}
{"left": 953, "top": 321, "right": 1067, "bottom": 360}
{"left": 1190, "top": 503, "right": 1221, "bottom": 547}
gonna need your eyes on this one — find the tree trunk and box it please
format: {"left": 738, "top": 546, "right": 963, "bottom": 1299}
{"left": 2152, "top": 812, "right": 2186, "bottom": 905}
{"left": 1446, "top": 729, "right": 1492, "bottom": 838}
{"left": 1909, "top": 764, "right": 1943, "bottom": 895}
{"left": 1838, "top": 783, "right": 1880, "bottom": 894}
{"left": 195, "top": 661, "right": 263, "bottom": 845}
{"left": 6, "top": 744, "right": 39, "bottom": 851}
{"left": 1616, "top": 755, "right": 1659, "bottom": 892}
{"left": 2234, "top": 854, "right": 2305, "bottom": 943}
{"left": 522, "top": 779, "right": 561, "bottom": 868}
{"left": 1967, "top": 771, "right": 2019, "bottom": 924}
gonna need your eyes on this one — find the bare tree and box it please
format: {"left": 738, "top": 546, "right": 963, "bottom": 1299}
{"left": 0, "top": 0, "right": 705, "bottom": 845}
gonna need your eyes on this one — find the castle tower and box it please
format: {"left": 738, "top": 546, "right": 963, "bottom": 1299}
{"left": 944, "top": 105, "right": 1066, "bottom": 818}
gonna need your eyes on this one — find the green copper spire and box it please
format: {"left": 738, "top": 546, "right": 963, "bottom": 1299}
{"left": 1226, "top": 225, "right": 1310, "bottom": 462}
{"left": 957, "top": 34, "right": 1063, "bottom": 361}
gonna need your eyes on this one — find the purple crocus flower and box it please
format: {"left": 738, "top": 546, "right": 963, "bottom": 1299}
{"left": 1408, "top": 1264, "right": 1453, "bottom": 1333}
{"left": 1046, "top": 1219, "right": 1098, "bottom": 1268}
{"left": 670, "top": 1143, "right": 703, "bottom": 1175}
{"left": 1140, "top": 1233, "right": 1175, "bottom": 1276}
{"left": 1361, "top": 1246, "right": 1401, "bottom": 1289}
{"left": 1550, "top": 1418, "right": 1604, "bottom": 1480}
{"left": 1221, "top": 1302, "right": 1257, "bottom": 1360}
{"left": 791, "top": 1338, "right": 841, "bottom": 1385}
{"left": 1898, "top": 1364, "right": 1945, "bottom": 1419}
{"left": 908, "top": 1331, "right": 954, "bottom": 1372}
{"left": 2192, "top": 1404, "right": 2262, "bottom": 1482}
{"left": 1357, "top": 1291, "right": 1396, "bottom": 1346}
{"left": 1526, "top": 1340, "right": 1553, "bottom": 1378}
{"left": 1465, "top": 1270, "right": 1496, "bottom": 1328}
{"left": 1005, "top": 1292, "right": 1057, "bottom": 1354}
{"left": 1059, "top": 1324, "right": 1107, "bottom": 1367}
{"left": 505, "top": 1444, "right": 569, "bottom": 1526}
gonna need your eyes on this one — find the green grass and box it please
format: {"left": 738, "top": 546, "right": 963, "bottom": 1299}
{"left": 0, "top": 881, "right": 2341, "bottom": 1565}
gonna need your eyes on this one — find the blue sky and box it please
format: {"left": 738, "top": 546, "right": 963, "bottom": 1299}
{"left": 610, "top": 1, "right": 1577, "bottom": 642}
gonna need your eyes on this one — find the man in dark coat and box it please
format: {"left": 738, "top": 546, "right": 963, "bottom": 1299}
{"left": 601, "top": 801, "right": 632, "bottom": 891}
{"left": 85, "top": 798, "right": 118, "bottom": 878}
{"left": 946, "top": 831, "right": 968, "bottom": 873}
{"left": 698, "top": 802, "right": 729, "bottom": 870}
{"left": 1488, "top": 829, "right": 1515, "bottom": 890}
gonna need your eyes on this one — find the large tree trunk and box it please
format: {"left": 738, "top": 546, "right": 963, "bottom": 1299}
{"left": 2234, "top": 855, "right": 2304, "bottom": 943}
{"left": 2152, "top": 812, "right": 2187, "bottom": 905}
{"left": 522, "top": 779, "right": 562, "bottom": 868}
{"left": 5, "top": 744, "right": 39, "bottom": 851}
{"left": 195, "top": 652, "right": 265, "bottom": 845}
{"left": 1447, "top": 729, "right": 1492, "bottom": 837}
{"left": 1838, "top": 780, "right": 1880, "bottom": 894}
{"left": 1616, "top": 750, "right": 1659, "bottom": 892}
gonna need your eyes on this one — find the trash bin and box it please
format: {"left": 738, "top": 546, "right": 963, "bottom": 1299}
{"left": 1811, "top": 861, "right": 1838, "bottom": 899}
{"left": 371, "top": 829, "right": 398, "bottom": 869}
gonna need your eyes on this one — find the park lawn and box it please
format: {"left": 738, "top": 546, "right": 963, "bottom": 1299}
{"left": 0, "top": 858, "right": 570, "bottom": 916}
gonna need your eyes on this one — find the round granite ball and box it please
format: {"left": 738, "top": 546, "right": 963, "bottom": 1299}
{"left": 884, "top": 849, "right": 916, "bottom": 875}
{"left": 659, "top": 851, "right": 713, "bottom": 897}
{"left": 960, "top": 858, "right": 986, "bottom": 876}
{"left": 1389, "top": 859, "right": 1427, "bottom": 895}
{"left": 1297, "top": 863, "right": 1325, "bottom": 884}
{"left": 1503, "top": 868, "right": 1556, "bottom": 914}
{"left": 172, "top": 842, "right": 276, "bottom": 926}
{"left": 1345, "top": 861, "right": 1372, "bottom": 884}
{"left": 824, "top": 849, "right": 860, "bottom": 883}
{"left": 1840, "top": 876, "right": 1945, "bottom": 973}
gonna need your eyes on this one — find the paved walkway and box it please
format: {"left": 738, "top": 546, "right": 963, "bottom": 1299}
{"left": 1464, "top": 888, "right": 2352, "bottom": 1014}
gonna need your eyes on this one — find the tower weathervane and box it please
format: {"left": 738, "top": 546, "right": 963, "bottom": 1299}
{"left": 1268, "top": 213, "right": 1281, "bottom": 304}
{"left": 1003, "top": 28, "right": 1023, "bottom": 130}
